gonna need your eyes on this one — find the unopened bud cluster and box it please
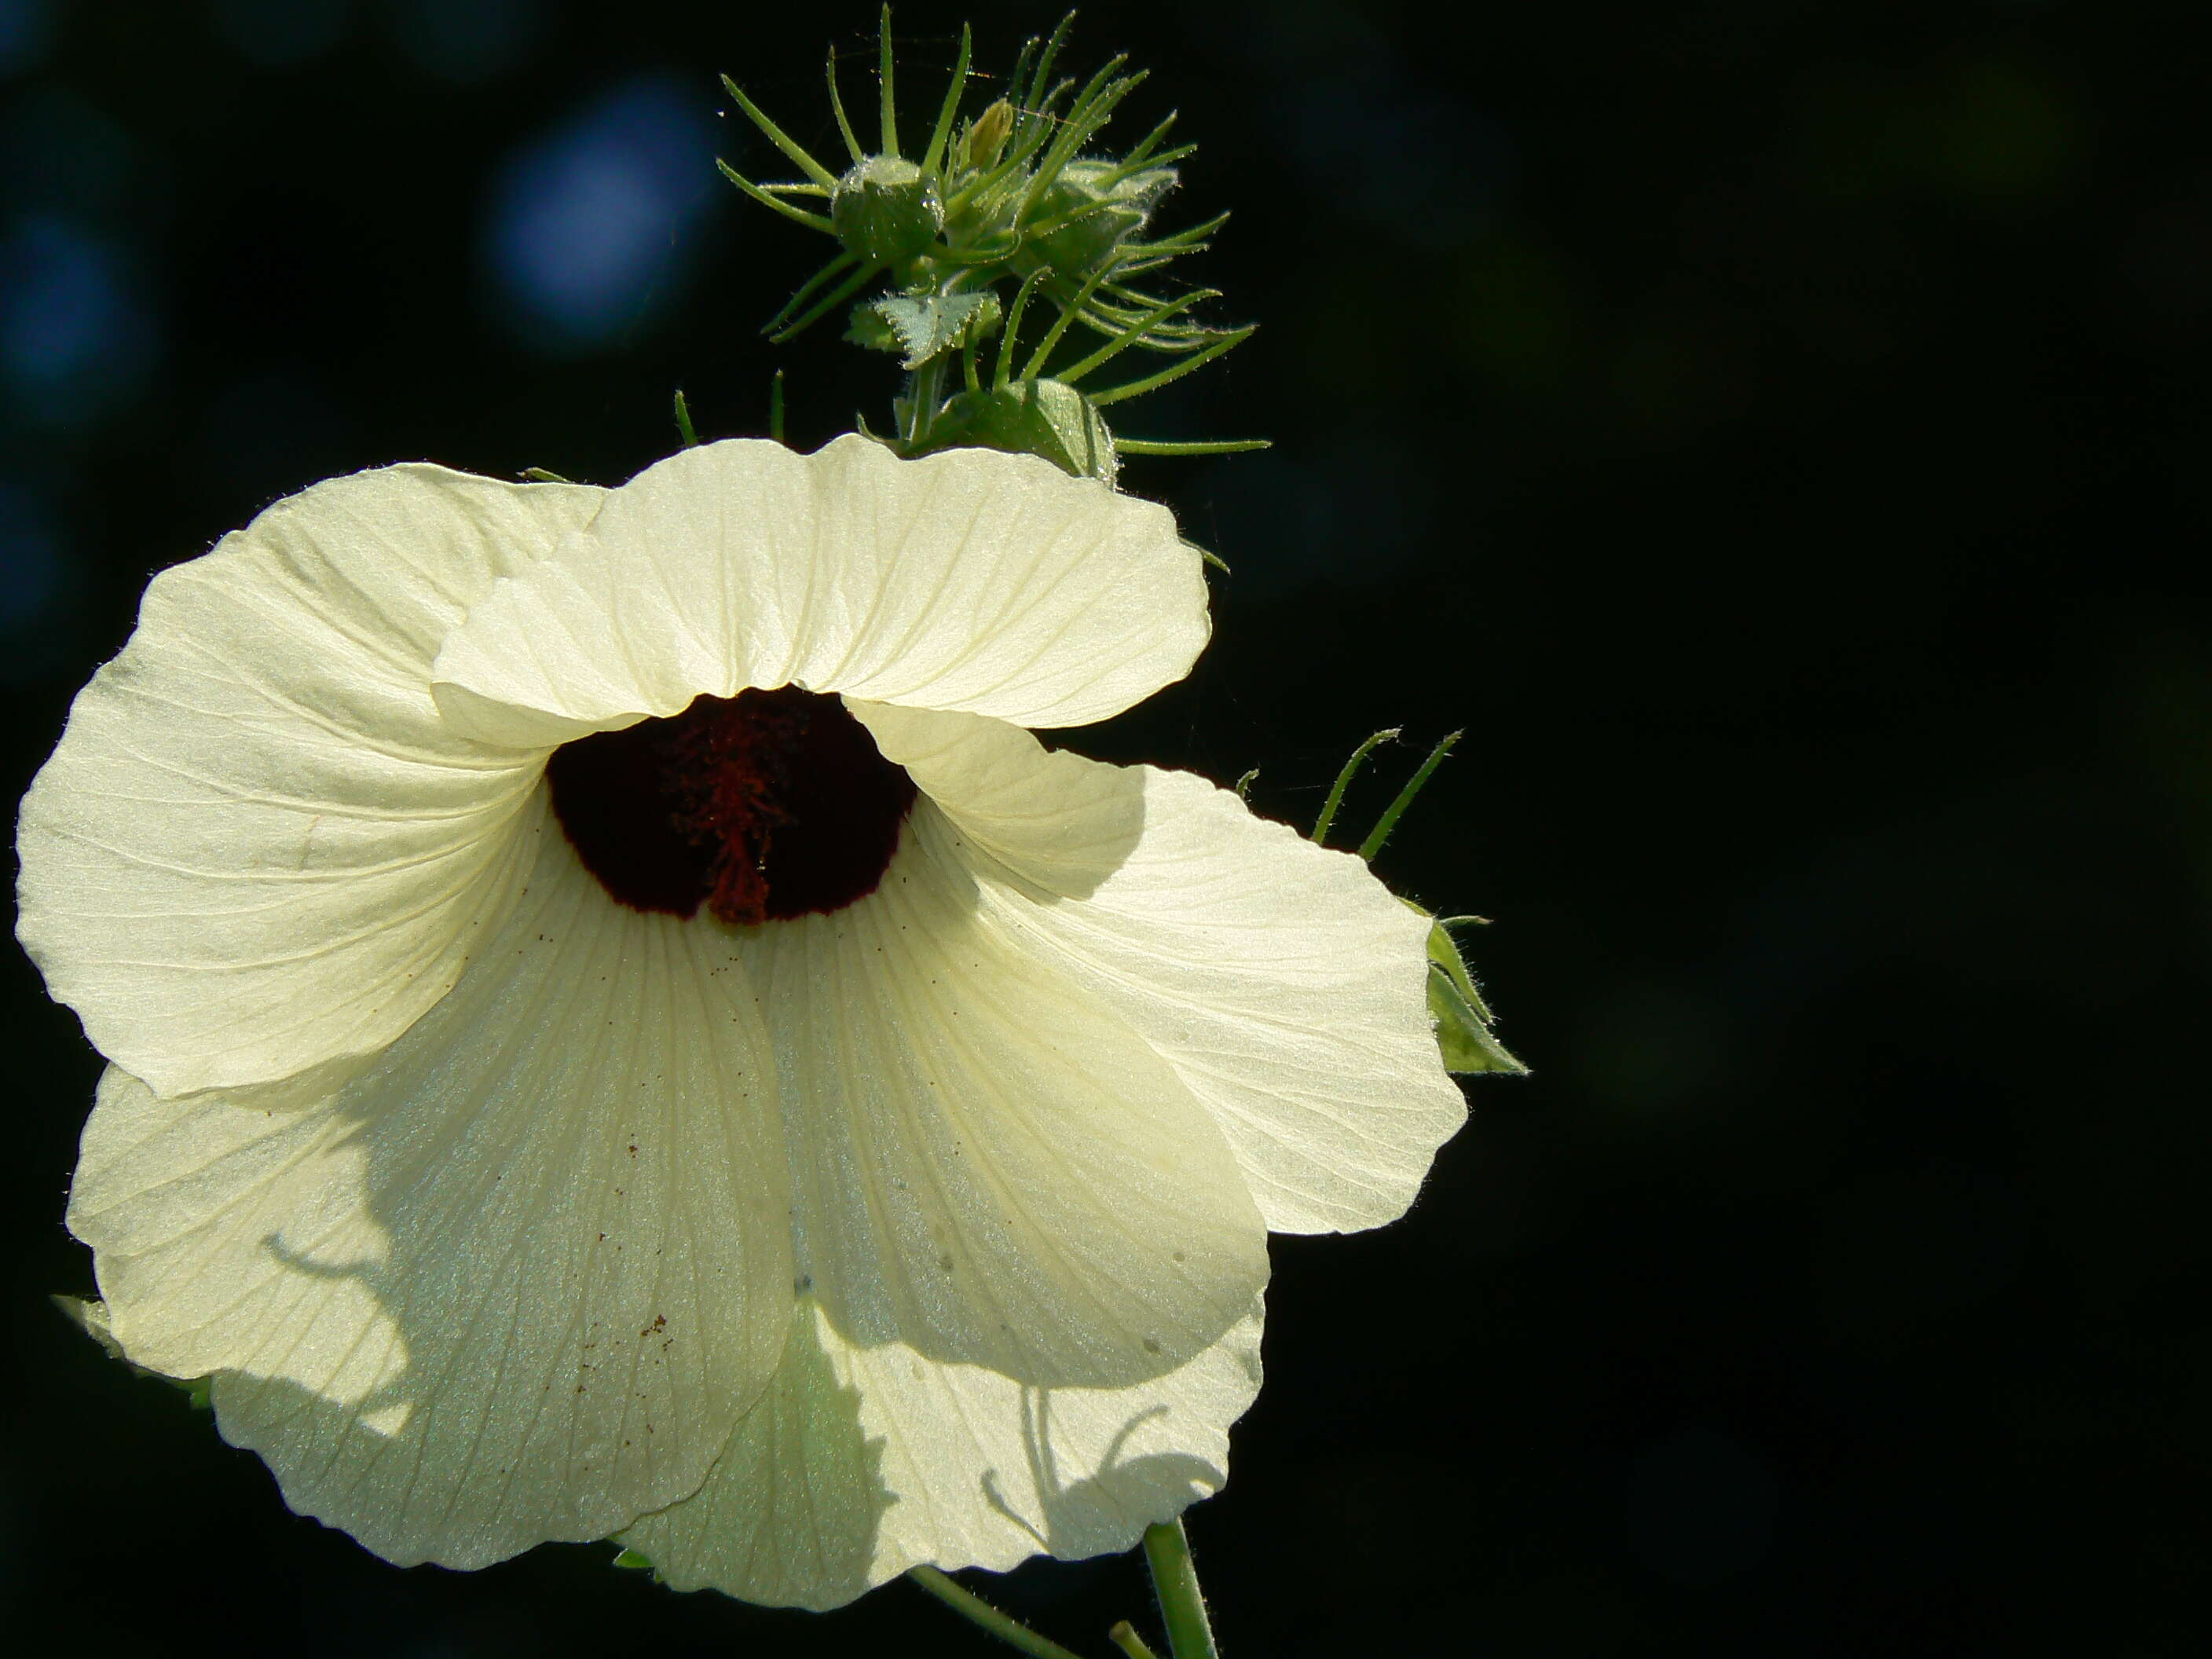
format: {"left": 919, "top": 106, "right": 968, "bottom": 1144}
{"left": 719, "top": 9, "right": 1260, "bottom": 481}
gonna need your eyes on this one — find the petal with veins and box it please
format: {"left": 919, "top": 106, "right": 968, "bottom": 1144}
{"left": 620, "top": 1298, "right": 1264, "bottom": 1609}
{"left": 68, "top": 804, "right": 793, "bottom": 1569}
{"left": 856, "top": 702, "right": 1467, "bottom": 1234}
{"left": 741, "top": 800, "right": 1269, "bottom": 1389}
{"left": 17, "top": 466, "right": 604, "bottom": 1098}
{"left": 430, "top": 436, "right": 1207, "bottom": 748}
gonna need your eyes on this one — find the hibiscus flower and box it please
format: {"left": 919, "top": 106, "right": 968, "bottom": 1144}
{"left": 19, "top": 436, "right": 1464, "bottom": 1607}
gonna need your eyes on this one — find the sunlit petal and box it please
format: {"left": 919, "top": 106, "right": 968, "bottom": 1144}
{"left": 17, "top": 466, "right": 602, "bottom": 1097}
{"left": 741, "top": 801, "right": 1269, "bottom": 1390}
{"left": 68, "top": 805, "right": 793, "bottom": 1568}
{"left": 620, "top": 1298, "right": 1264, "bottom": 1609}
{"left": 430, "top": 435, "right": 1207, "bottom": 747}
{"left": 858, "top": 702, "right": 1466, "bottom": 1233}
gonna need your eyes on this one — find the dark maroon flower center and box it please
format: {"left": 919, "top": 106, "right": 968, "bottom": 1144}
{"left": 544, "top": 686, "right": 917, "bottom": 926}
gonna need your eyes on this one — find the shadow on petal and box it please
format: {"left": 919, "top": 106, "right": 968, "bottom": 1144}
{"left": 981, "top": 1390, "right": 1225, "bottom": 1560}
{"left": 617, "top": 1298, "right": 894, "bottom": 1610}
{"left": 766, "top": 808, "right": 1271, "bottom": 1392}
{"left": 72, "top": 820, "right": 796, "bottom": 1573}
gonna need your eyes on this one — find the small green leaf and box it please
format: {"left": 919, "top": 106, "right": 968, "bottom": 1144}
{"left": 845, "top": 302, "right": 903, "bottom": 354}
{"left": 611, "top": 1549, "right": 655, "bottom": 1571}
{"left": 866, "top": 291, "right": 994, "bottom": 369}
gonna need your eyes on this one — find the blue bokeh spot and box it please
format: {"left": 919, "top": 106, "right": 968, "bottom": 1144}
{"left": 0, "top": 215, "right": 156, "bottom": 421}
{"left": 0, "top": 0, "right": 53, "bottom": 76}
{"left": 484, "top": 74, "right": 717, "bottom": 353}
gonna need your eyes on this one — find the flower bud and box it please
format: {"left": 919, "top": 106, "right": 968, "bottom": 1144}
{"left": 919, "top": 378, "right": 1117, "bottom": 484}
{"left": 964, "top": 100, "right": 1014, "bottom": 173}
{"left": 831, "top": 156, "right": 945, "bottom": 267}
{"left": 1017, "top": 159, "right": 1177, "bottom": 284}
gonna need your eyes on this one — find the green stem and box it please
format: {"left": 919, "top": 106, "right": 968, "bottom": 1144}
{"left": 719, "top": 75, "right": 839, "bottom": 188}
{"left": 996, "top": 268, "right": 1051, "bottom": 389}
{"left": 825, "top": 47, "right": 866, "bottom": 164}
{"left": 1311, "top": 727, "right": 1399, "bottom": 847}
{"left": 1024, "top": 13, "right": 1076, "bottom": 127}
{"left": 1108, "top": 1621, "right": 1163, "bottom": 1659}
{"left": 877, "top": 3, "right": 899, "bottom": 157}
{"left": 1112, "top": 111, "right": 1181, "bottom": 172}
{"left": 763, "top": 251, "right": 859, "bottom": 337}
{"left": 920, "top": 22, "right": 973, "bottom": 177}
{"left": 1087, "top": 324, "right": 1254, "bottom": 408}
{"left": 910, "top": 1566, "right": 1088, "bottom": 1659}
{"left": 1357, "top": 729, "right": 1461, "bottom": 862}
{"left": 1141, "top": 1520, "right": 1218, "bottom": 1659}
{"left": 906, "top": 355, "right": 946, "bottom": 447}
{"left": 713, "top": 159, "right": 835, "bottom": 234}
{"left": 1057, "top": 289, "right": 1221, "bottom": 386}
{"left": 1115, "top": 437, "right": 1271, "bottom": 456}
{"left": 767, "top": 258, "right": 883, "bottom": 342}
{"left": 1021, "top": 266, "right": 1114, "bottom": 382}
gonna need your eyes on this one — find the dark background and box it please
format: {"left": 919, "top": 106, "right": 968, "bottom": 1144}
{"left": 4, "top": 1, "right": 2208, "bottom": 1654}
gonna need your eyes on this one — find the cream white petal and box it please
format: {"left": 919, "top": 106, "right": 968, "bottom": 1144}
{"left": 66, "top": 802, "right": 793, "bottom": 1569}
{"left": 855, "top": 703, "right": 1468, "bottom": 1234}
{"left": 618, "top": 1298, "right": 1265, "bottom": 1610}
{"left": 16, "top": 465, "right": 603, "bottom": 1098}
{"left": 430, "top": 436, "right": 1207, "bottom": 748}
{"left": 742, "top": 801, "right": 1269, "bottom": 1390}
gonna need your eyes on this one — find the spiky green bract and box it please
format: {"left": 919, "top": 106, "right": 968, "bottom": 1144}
{"left": 718, "top": 11, "right": 1259, "bottom": 471}
{"left": 1423, "top": 914, "right": 1529, "bottom": 1076}
{"left": 1314, "top": 729, "right": 1529, "bottom": 1079}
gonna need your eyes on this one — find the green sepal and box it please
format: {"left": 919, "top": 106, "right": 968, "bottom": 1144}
{"left": 54, "top": 1294, "right": 214, "bottom": 1408}
{"left": 1403, "top": 903, "right": 1528, "bottom": 1075}
{"left": 917, "top": 377, "right": 1116, "bottom": 482}
{"left": 859, "top": 291, "right": 999, "bottom": 369}
{"left": 611, "top": 1548, "right": 656, "bottom": 1572}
